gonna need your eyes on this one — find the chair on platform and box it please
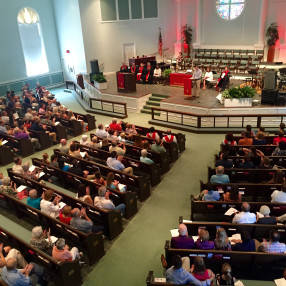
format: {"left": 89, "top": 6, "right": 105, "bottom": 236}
{"left": 211, "top": 59, "right": 220, "bottom": 71}
{"left": 238, "top": 60, "right": 249, "bottom": 73}
{"left": 234, "top": 54, "right": 241, "bottom": 61}
{"left": 247, "top": 49, "right": 255, "bottom": 55}
{"left": 233, "top": 49, "right": 241, "bottom": 55}
{"left": 229, "top": 60, "right": 238, "bottom": 73}
{"left": 241, "top": 55, "right": 250, "bottom": 61}
{"left": 219, "top": 59, "right": 229, "bottom": 71}
{"left": 248, "top": 60, "right": 260, "bottom": 73}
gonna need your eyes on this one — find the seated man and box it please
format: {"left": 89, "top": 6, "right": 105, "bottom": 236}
{"left": 232, "top": 203, "right": 256, "bottom": 224}
{"left": 107, "top": 151, "right": 133, "bottom": 175}
{"left": 109, "top": 140, "right": 126, "bottom": 156}
{"left": 140, "top": 149, "right": 154, "bottom": 164}
{"left": 238, "top": 155, "right": 254, "bottom": 169}
{"left": 120, "top": 62, "right": 129, "bottom": 72}
{"left": 271, "top": 181, "right": 286, "bottom": 203}
{"left": 231, "top": 230, "right": 256, "bottom": 252}
{"left": 14, "top": 127, "right": 41, "bottom": 150}
{"left": 260, "top": 229, "right": 286, "bottom": 253}
{"left": 273, "top": 130, "right": 286, "bottom": 145}
{"left": 30, "top": 117, "right": 57, "bottom": 144}
{"left": 215, "top": 153, "right": 233, "bottom": 169}
{"left": 69, "top": 160, "right": 95, "bottom": 180}
{"left": 94, "top": 186, "right": 125, "bottom": 214}
{"left": 171, "top": 224, "right": 194, "bottom": 249}
{"left": 95, "top": 123, "right": 108, "bottom": 138}
{"left": 52, "top": 238, "right": 80, "bottom": 262}
{"left": 202, "top": 183, "right": 220, "bottom": 201}
{"left": 140, "top": 62, "right": 153, "bottom": 84}
{"left": 0, "top": 243, "right": 27, "bottom": 269}
{"left": 58, "top": 139, "right": 69, "bottom": 154}
{"left": 70, "top": 208, "right": 104, "bottom": 234}
{"left": 89, "top": 136, "right": 101, "bottom": 149}
{"left": 210, "top": 166, "right": 230, "bottom": 184}
{"left": 166, "top": 255, "right": 210, "bottom": 286}
{"left": 151, "top": 138, "right": 166, "bottom": 153}
{"left": 109, "top": 118, "right": 122, "bottom": 132}
{"left": 238, "top": 131, "right": 253, "bottom": 146}
{"left": 146, "top": 127, "right": 160, "bottom": 140}
{"left": 2, "top": 258, "right": 44, "bottom": 286}
{"left": 162, "top": 129, "right": 177, "bottom": 143}
{"left": 27, "top": 189, "right": 42, "bottom": 210}
{"left": 195, "top": 229, "right": 214, "bottom": 250}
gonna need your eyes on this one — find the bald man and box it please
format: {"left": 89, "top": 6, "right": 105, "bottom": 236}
{"left": 232, "top": 202, "right": 256, "bottom": 224}
{"left": 58, "top": 139, "right": 69, "bottom": 154}
{"left": 171, "top": 224, "right": 195, "bottom": 249}
{"left": 2, "top": 258, "right": 44, "bottom": 286}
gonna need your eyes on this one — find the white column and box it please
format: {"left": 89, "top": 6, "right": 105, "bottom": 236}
{"left": 254, "top": 0, "right": 268, "bottom": 57}
{"left": 173, "top": 0, "right": 182, "bottom": 57}
{"left": 193, "top": 0, "right": 201, "bottom": 48}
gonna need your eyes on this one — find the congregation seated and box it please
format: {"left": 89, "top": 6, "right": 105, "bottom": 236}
{"left": 30, "top": 226, "right": 52, "bottom": 254}
{"left": 94, "top": 170, "right": 105, "bottom": 185}
{"left": 40, "top": 189, "right": 61, "bottom": 218}
{"left": 69, "top": 160, "right": 95, "bottom": 180}
{"left": 151, "top": 139, "right": 166, "bottom": 153}
{"left": 210, "top": 166, "right": 230, "bottom": 184}
{"left": 107, "top": 151, "right": 133, "bottom": 175}
{"left": 253, "top": 132, "right": 266, "bottom": 145}
{"left": 89, "top": 136, "right": 101, "bottom": 149}
{"left": 232, "top": 203, "right": 256, "bottom": 224}
{"left": 106, "top": 172, "right": 120, "bottom": 191}
{"left": 134, "top": 134, "right": 144, "bottom": 148}
{"left": 171, "top": 224, "right": 194, "bottom": 249}
{"left": 80, "top": 134, "right": 89, "bottom": 146}
{"left": 238, "top": 155, "right": 254, "bottom": 169}
{"left": 241, "top": 124, "right": 254, "bottom": 137}
{"left": 202, "top": 183, "right": 220, "bottom": 201}
{"left": 140, "top": 149, "right": 154, "bottom": 164}
{"left": 101, "top": 138, "right": 110, "bottom": 151}
{"left": 52, "top": 238, "right": 81, "bottom": 262}
{"left": 95, "top": 123, "right": 108, "bottom": 138}
{"left": 107, "top": 129, "right": 119, "bottom": 141}
{"left": 27, "top": 189, "right": 42, "bottom": 210}
{"left": 260, "top": 229, "right": 286, "bottom": 253}
{"left": 256, "top": 205, "right": 276, "bottom": 224}
{"left": 0, "top": 243, "right": 27, "bottom": 270}
{"left": 214, "top": 228, "right": 231, "bottom": 251}
{"left": 125, "top": 123, "right": 137, "bottom": 134}
{"left": 94, "top": 186, "right": 125, "bottom": 215}
{"left": 0, "top": 177, "right": 17, "bottom": 198}
{"left": 162, "top": 129, "right": 177, "bottom": 143}
{"left": 271, "top": 181, "right": 286, "bottom": 203}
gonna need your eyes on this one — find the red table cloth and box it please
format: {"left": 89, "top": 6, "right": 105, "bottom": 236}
{"left": 170, "top": 73, "right": 192, "bottom": 87}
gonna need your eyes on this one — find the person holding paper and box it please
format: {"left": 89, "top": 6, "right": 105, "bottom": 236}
{"left": 232, "top": 203, "right": 256, "bottom": 224}
{"left": 231, "top": 230, "right": 256, "bottom": 252}
{"left": 171, "top": 224, "right": 194, "bottom": 249}
{"left": 40, "top": 189, "right": 61, "bottom": 218}
{"left": 30, "top": 226, "right": 52, "bottom": 254}
{"left": 12, "top": 157, "right": 30, "bottom": 175}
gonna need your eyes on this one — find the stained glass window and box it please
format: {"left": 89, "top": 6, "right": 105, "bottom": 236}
{"left": 216, "top": 0, "right": 245, "bottom": 20}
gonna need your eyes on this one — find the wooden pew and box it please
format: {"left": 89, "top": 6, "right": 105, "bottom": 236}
{"left": 179, "top": 219, "right": 286, "bottom": 243}
{"left": 216, "top": 154, "right": 286, "bottom": 168}
{"left": 146, "top": 271, "right": 174, "bottom": 286}
{"left": 10, "top": 164, "right": 137, "bottom": 220}
{"left": 28, "top": 129, "right": 51, "bottom": 149}
{"left": 75, "top": 142, "right": 161, "bottom": 187}
{"left": 133, "top": 125, "right": 186, "bottom": 152}
{"left": 190, "top": 195, "right": 286, "bottom": 222}
{"left": 164, "top": 240, "right": 286, "bottom": 281}
{"left": 0, "top": 145, "right": 13, "bottom": 165}
{"left": 0, "top": 225, "right": 82, "bottom": 286}
{"left": 233, "top": 135, "right": 278, "bottom": 145}
{"left": 0, "top": 133, "right": 34, "bottom": 157}
{"left": 208, "top": 166, "right": 284, "bottom": 183}
{"left": 0, "top": 188, "right": 104, "bottom": 266}
{"left": 72, "top": 112, "right": 96, "bottom": 131}
{"left": 57, "top": 118, "right": 82, "bottom": 137}
{"left": 8, "top": 167, "right": 123, "bottom": 240}
{"left": 199, "top": 181, "right": 281, "bottom": 202}
{"left": 53, "top": 149, "right": 151, "bottom": 202}
{"left": 90, "top": 134, "right": 170, "bottom": 174}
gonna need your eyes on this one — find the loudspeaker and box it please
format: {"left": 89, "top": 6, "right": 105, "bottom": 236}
{"left": 90, "top": 59, "right": 99, "bottom": 74}
{"left": 261, "top": 89, "right": 278, "bottom": 105}
{"left": 264, "top": 70, "right": 277, "bottom": 90}
{"left": 277, "top": 92, "right": 286, "bottom": 106}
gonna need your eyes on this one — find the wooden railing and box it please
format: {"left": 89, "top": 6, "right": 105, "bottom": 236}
{"left": 150, "top": 107, "right": 286, "bottom": 130}
{"left": 66, "top": 81, "right": 127, "bottom": 118}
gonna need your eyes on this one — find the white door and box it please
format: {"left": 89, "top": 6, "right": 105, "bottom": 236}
{"left": 123, "top": 43, "right": 135, "bottom": 65}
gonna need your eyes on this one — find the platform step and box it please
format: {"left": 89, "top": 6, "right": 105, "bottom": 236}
{"left": 141, "top": 109, "right": 160, "bottom": 116}
{"left": 151, "top": 93, "right": 169, "bottom": 99}
{"left": 143, "top": 105, "right": 152, "bottom": 110}
{"left": 146, "top": 101, "right": 160, "bottom": 106}
{"left": 149, "top": 97, "right": 164, "bottom": 102}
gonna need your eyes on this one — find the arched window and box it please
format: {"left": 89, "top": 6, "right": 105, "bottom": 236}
{"left": 216, "top": 0, "right": 245, "bottom": 21}
{"left": 17, "top": 8, "right": 49, "bottom": 76}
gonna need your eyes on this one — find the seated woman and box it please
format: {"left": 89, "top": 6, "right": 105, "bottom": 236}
{"left": 125, "top": 124, "right": 137, "bottom": 135}
{"left": 136, "top": 63, "right": 144, "bottom": 81}
{"left": 214, "top": 228, "right": 231, "bottom": 251}
{"left": 106, "top": 172, "right": 121, "bottom": 192}
{"left": 223, "top": 186, "right": 242, "bottom": 202}
{"left": 30, "top": 226, "right": 52, "bottom": 254}
{"left": 238, "top": 131, "right": 253, "bottom": 145}
{"left": 58, "top": 158, "right": 70, "bottom": 172}
{"left": 216, "top": 66, "right": 230, "bottom": 92}
{"left": 191, "top": 256, "right": 215, "bottom": 283}
{"left": 195, "top": 229, "right": 214, "bottom": 250}
{"left": 268, "top": 169, "right": 285, "bottom": 184}
{"left": 134, "top": 134, "right": 144, "bottom": 148}
{"left": 203, "top": 67, "right": 213, "bottom": 90}
{"left": 76, "top": 184, "right": 93, "bottom": 205}
{"left": 101, "top": 138, "right": 110, "bottom": 152}
{"left": 42, "top": 153, "right": 50, "bottom": 165}
{"left": 93, "top": 170, "right": 105, "bottom": 185}
{"left": 216, "top": 263, "right": 236, "bottom": 285}
{"left": 253, "top": 132, "right": 266, "bottom": 145}
{"left": 153, "top": 64, "right": 162, "bottom": 84}
{"left": 0, "top": 177, "right": 17, "bottom": 198}
{"left": 59, "top": 205, "right": 73, "bottom": 225}
{"left": 256, "top": 205, "right": 276, "bottom": 224}
{"left": 40, "top": 189, "right": 61, "bottom": 218}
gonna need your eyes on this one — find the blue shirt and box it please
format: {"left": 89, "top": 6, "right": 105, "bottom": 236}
{"left": 2, "top": 267, "right": 31, "bottom": 286}
{"left": 210, "top": 174, "right": 230, "bottom": 184}
{"left": 27, "top": 197, "right": 42, "bottom": 210}
{"left": 107, "top": 157, "right": 125, "bottom": 171}
{"left": 166, "top": 267, "right": 210, "bottom": 286}
{"left": 203, "top": 190, "right": 220, "bottom": 201}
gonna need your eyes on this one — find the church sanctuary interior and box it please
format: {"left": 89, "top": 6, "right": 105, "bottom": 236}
{"left": 2, "top": 0, "right": 286, "bottom": 285}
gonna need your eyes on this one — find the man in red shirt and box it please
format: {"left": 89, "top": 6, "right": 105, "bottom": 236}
{"left": 109, "top": 118, "right": 122, "bottom": 132}
{"left": 273, "top": 130, "right": 286, "bottom": 145}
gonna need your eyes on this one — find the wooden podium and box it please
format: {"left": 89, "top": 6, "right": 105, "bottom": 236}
{"left": 116, "top": 72, "right": 136, "bottom": 93}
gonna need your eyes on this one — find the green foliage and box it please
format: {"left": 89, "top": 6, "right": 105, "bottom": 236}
{"left": 181, "top": 24, "right": 192, "bottom": 45}
{"left": 163, "top": 69, "right": 172, "bottom": 78}
{"left": 266, "top": 22, "right": 279, "bottom": 46}
{"left": 92, "top": 74, "right": 107, "bottom": 83}
{"left": 222, "top": 85, "right": 256, "bottom": 99}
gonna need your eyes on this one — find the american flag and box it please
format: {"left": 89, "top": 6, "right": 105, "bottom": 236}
{"left": 159, "top": 30, "right": 163, "bottom": 56}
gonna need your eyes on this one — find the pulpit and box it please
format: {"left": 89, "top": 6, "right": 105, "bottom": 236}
{"left": 116, "top": 72, "right": 136, "bottom": 93}
{"left": 76, "top": 74, "right": 84, "bottom": 89}
{"left": 184, "top": 78, "right": 192, "bottom": 97}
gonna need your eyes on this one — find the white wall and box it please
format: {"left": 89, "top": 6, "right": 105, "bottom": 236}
{"left": 78, "top": 0, "right": 177, "bottom": 73}
{"left": 52, "top": 0, "right": 87, "bottom": 81}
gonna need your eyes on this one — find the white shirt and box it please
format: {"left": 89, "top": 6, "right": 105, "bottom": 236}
{"left": 232, "top": 211, "right": 256, "bottom": 224}
{"left": 204, "top": 71, "right": 213, "bottom": 81}
{"left": 154, "top": 68, "right": 162, "bottom": 77}
{"left": 163, "top": 135, "right": 177, "bottom": 143}
{"left": 271, "top": 190, "right": 286, "bottom": 203}
{"left": 40, "top": 199, "right": 60, "bottom": 218}
{"left": 95, "top": 129, "right": 108, "bottom": 138}
{"left": 94, "top": 197, "right": 115, "bottom": 210}
{"left": 12, "top": 164, "right": 24, "bottom": 175}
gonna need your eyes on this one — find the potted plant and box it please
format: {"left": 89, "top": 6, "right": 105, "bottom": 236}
{"left": 181, "top": 24, "right": 192, "bottom": 57}
{"left": 92, "top": 73, "right": 107, "bottom": 89}
{"left": 163, "top": 69, "right": 172, "bottom": 85}
{"left": 222, "top": 85, "right": 256, "bottom": 107}
{"left": 266, "top": 22, "right": 279, "bottom": 62}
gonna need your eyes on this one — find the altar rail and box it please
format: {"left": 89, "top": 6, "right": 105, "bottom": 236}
{"left": 149, "top": 107, "right": 286, "bottom": 133}
{"left": 66, "top": 81, "right": 127, "bottom": 118}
